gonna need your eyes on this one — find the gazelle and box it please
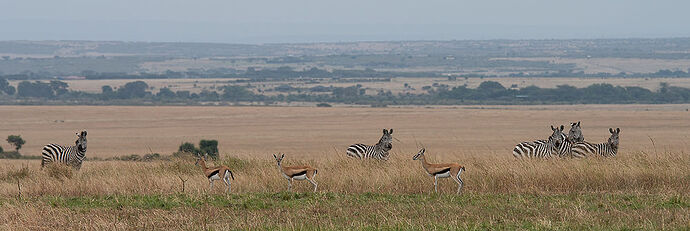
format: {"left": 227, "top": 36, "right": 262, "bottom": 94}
{"left": 273, "top": 153, "right": 318, "bottom": 192}
{"left": 413, "top": 148, "right": 466, "bottom": 194}
{"left": 195, "top": 155, "right": 235, "bottom": 193}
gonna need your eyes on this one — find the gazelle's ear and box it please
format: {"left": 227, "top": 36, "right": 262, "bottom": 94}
{"left": 273, "top": 154, "right": 277, "bottom": 159}
{"left": 281, "top": 153, "right": 285, "bottom": 158}
{"left": 420, "top": 148, "right": 425, "bottom": 154}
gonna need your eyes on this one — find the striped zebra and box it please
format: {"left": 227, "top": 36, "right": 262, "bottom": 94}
{"left": 535, "top": 122, "right": 584, "bottom": 157}
{"left": 513, "top": 125, "right": 563, "bottom": 158}
{"left": 572, "top": 128, "right": 620, "bottom": 158}
{"left": 568, "top": 121, "right": 584, "bottom": 143}
{"left": 346, "top": 129, "right": 393, "bottom": 160}
{"left": 41, "top": 131, "right": 88, "bottom": 170}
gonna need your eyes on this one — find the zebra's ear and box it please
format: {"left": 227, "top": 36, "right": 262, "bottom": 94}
{"left": 82, "top": 131, "right": 87, "bottom": 136}
{"left": 389, "top": 129, "right": 393, "bottom": 134}
{"left": 560, "top": 125, "right": 564, "bottom": 131}
{"left": 609, "top": 128, "right": 614, "bottom": 134}
{"left": 616, "top": 128, "right": 620, "bottom": 134}
{"left": 577, "top": 121, "right": 581, "bottom": 126}
{"left": 382, "top": 129, "right": 388, "bottom": 134}
{"left": 551, "top": 125, "right": 556, "bottom": 131}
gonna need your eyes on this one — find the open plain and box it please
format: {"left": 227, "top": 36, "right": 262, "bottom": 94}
{"left": 0, "top": 105, "right": 688, "bottom": 229}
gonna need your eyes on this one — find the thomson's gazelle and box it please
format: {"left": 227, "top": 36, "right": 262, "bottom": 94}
{"left": 413, "top": 148, "right": 466, "bottom": 194}
{"left": 195, "top": 155, "right": 235, "bottom": 193}
{"left": 273, "top": 153, "right": 318, "bottom": 192}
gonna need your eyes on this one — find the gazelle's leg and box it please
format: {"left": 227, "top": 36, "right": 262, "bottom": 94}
{"left": 307, "top": 178, "right": 318, "bottom": 192}
{"left": 288, "top": 179, "right": 293, "bottom": 191}
{"left": 455, "top": 173, "right": 464, "bottom": 194}
{"left": 209, "top": 180, "right": 214, "bottom": 191}
{"left": 434, "top": 176, "right": 438, "bottom": 193}
{"left": 224, "top": 177, "right": 231, "bottom": 193}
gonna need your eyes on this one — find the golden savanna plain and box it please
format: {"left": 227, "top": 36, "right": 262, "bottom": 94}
{"left": 0, "top": 105, "right": 688, "bottom": 229}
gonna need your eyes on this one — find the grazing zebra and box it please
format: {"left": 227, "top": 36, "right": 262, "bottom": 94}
{"left": 346, "top": 129, "right": 393, "bottom": 160}
{"left": 41, "top": 131, "right": 88, "bottom": 170}
{"left": 513, "top": 125, "right": 562, "bottom": 158}
{"left": 572, "top": 128, "right": 620, "bottom": 158}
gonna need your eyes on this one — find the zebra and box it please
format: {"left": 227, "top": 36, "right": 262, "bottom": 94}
{"left": 535, "top": 122, "right": 583, "bottom": 157}
{"left": 41, "top": 131, "right": 88, "bottom": 170}
{"left": 346, "top": 129, "right": 393, "bottom": 160}
{"left": 512, "top": 125, "right": 562, "bottom": 158}
{"left": 568, "top": 121, "right": 584, "bottom": 143}
{"left": 572, "top": 128, "right": 620, "bottom": 158}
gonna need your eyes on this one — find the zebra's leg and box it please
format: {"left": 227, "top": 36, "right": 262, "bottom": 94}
{"left": 307, "top": 178, "right": 318, "bottom": 192}
{"left": 434, "top": 176, "right": 438, "bottom": 193}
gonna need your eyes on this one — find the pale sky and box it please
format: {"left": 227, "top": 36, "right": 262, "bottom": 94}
{"left": 1, "top": 0, "right": 689, "bottom": 43}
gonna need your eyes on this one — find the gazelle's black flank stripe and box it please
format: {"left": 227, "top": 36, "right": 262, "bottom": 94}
{"left": 346, "top": 129, "right": 394, "bottom": 160}
{"left": 41, "top": 131, "right": 87, "bottom": 170}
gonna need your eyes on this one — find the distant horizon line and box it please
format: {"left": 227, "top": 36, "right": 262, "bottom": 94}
{"left": 3, "top": 37, "right": 690, "bottom": 45}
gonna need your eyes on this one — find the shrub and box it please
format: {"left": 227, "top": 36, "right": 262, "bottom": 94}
{"left": 316, "top": 103, "right": 332, "bottom": 107}
{"left": 0, "top": 151, "right": 21, "bottom": 159}
{"left": 178, "top": 142, "right": 199, "bottom": 155}
{"left": 199, "top": 140, "right": 219, "bottom": 159}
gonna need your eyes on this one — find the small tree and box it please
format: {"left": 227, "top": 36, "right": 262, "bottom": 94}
{"left": 178, "top": 142, "right": 199, "bottom": 155}
{"left": 6, "top": 135, "right": 25, "bottom": 152}
{"left": 199, "top": 140, "right": 219, "bottom": 159}
{"left": 0, "top": 145, "right": 4, "bottom": 153}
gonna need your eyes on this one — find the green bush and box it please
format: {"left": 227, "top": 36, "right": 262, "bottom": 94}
{"left": 178, "top": 142, "right": 199, "bottom": 155}
{"left": 199, "top": 140, "right": 219, "bottom": 159}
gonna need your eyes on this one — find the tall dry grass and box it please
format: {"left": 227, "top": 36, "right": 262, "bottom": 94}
{"left": 1, "top": 149, "right": 688, "bottom": 197}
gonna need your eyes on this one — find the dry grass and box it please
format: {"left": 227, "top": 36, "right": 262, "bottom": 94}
{"left": 1, "top": 150, "right": 688, "bottom": 197}
{"left": 0, "top": 150, "right": 688, "bottom": 229}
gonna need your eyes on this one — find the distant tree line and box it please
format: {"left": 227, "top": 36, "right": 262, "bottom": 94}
{"left": 2, "top": 78, "right": 690, "bottom": 105}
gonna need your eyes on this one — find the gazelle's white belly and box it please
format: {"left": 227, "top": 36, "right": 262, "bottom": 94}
{"left": 209, "top": 174, "right": 221, "bottom": 180}
{"left": 292, "top": 174, "right": 307, "bottom": 180}
{"left": 435, "top": 171, "right": 451, "bottom": 178}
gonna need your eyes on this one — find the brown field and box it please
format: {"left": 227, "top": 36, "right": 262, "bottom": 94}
{"left": 0, "top": 105, "right": 688, "bottom": 158}
{"left": 0, "top": 105, "right": 689, "bottom": 229}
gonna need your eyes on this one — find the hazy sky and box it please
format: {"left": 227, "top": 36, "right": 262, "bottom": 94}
{"left": 1, "top": 0, "right": 689, "bottom": 43}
